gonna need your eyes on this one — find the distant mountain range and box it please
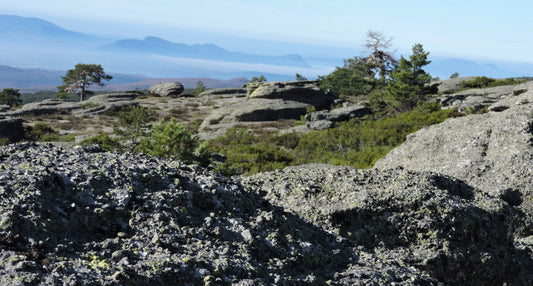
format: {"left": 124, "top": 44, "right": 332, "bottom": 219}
{"left": 0, "top": 14, "right": 531, "bottom": 89}
{"left": 101, "top": 36, "right": 309, "bottom": 67}
{"left": 0, "top": 15, "right": 315, "bottom": 82}
{"left": 0, "top": 65, "right": 248, "bottom": 91}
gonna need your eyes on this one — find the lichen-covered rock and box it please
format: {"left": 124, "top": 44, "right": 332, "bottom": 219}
{"left": 1, "top": 93, "right": 138, "bottom": 117}
{"left": 304, "top": 104, "right": 372, "bottom": 130}
{"left": 6, "top": 98, "right": 81, "bottom": 116}
{"left": 437, "top": 84, "right": 516, "bottom": 112}
{"left": 148, "top": 82, "right": 185, "bottom": 97}
{"left": 0, "top": 143, "right": 442, "bottom": 285}
{"left": 245, "top": 80, "right": 337, "bottom": 110}
{"left": 198, "top": 98, "right": 312, "bottom": 140}
{"left": 240, "top": 164, "right": 533, "bottom": 285}
{"left": 374, "top": 85, "right": 533, "bottom": 227}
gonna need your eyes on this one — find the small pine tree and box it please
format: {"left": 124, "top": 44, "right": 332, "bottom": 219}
{"left": 295, "top": 73, "right": 307, "bottom": 81}
{"left": 249, "top": 75, "right": 267, "bottom": 83}
{"left": 193, "top": 81, "right": 207, "bottom": 96}
{"left": 113, "top": 106, "right": 156, "bottom": 151}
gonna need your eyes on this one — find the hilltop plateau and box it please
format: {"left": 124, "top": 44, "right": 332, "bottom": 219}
{"left": 0, "top": 77, "right": 533, "bottom": 284}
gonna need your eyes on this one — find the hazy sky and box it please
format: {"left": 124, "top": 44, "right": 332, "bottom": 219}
{"left": 4, "top": 0, "right": 533, "bottom": 63}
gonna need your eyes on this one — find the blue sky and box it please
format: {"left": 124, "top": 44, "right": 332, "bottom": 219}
{"left": 3, "top": 0, "right": 533, "bottom": 63}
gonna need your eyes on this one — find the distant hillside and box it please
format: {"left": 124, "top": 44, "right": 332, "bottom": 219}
{"left": 0, "top": 14, "right": 103, "bottom": 45}
{"left": 102, "top": 36, "right": 310, "bottom": 67}
{"left": 99, "top": 77, "right": 250, "bottom": 91}
{"left": 0, "top": 65, "right": 249, "bottom": 91}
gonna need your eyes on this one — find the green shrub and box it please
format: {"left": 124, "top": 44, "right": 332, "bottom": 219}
{"left": 459, "top": 77, "right": 525, "bottom": 90}
{"left": 0, "top": 137, "right": 10, "bottom": 146}
{"left": 138, "top": 118, "right": 212, "bottom": 167}
{"left": 79, "top": 133, "right": 122, "bottom": 151}
{"left": 0, "top": 88, "right": 22, "bottom": 107}
{"left": 24, "top": 122, "right": 75, "bottom": 142}
{"left": 210, "top": 128, "right": 295, "bottom": 175}
{"left": 25, "top": 122, "right": 56, "bottom": 141}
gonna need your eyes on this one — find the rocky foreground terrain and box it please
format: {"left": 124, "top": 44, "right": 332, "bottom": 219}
{"left": 1, "top": 79, "right": 533, "bottom": 284}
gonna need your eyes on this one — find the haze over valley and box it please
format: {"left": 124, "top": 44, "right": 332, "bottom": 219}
{"left": 1, "top": 14, "right": 532, "bottom": 90}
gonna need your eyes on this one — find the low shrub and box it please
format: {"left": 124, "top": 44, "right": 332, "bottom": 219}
{"left": 79, "top": 133, "right": 122, "bottom": 151}
{"left": 211, "top": 102, "right": 458, "bottom": 175}
{"left": 459, "top": 77, "right": 525, "bottom": 90}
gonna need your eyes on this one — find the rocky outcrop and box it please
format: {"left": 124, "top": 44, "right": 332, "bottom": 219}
{"left": 241, "top": 164, "right": 532, "bottom": 285}
{"left": 246, "top": 80, "right": 337, "bottom": 110}
{"left": 374, "top": 81, "right": 533, "bottom": 231}
{"left": 199, "top": 87, "right": 247, "bottom": 98}
{"left": 0, "top": 116, "right": 24, "bottom": 142}
{"left": 73, "top": 93, "right": 138, "bottom": 116}
{"left": 304, "top": 103, "right": 372, "bottom": 131}
{"left": 6, "top": 99, "right": 81, "bottom": 116}
{"left": 432, "top": 76, "right": 478, "bottom": 94}
{"left": 1, "top": 93, "right": 138, "bottom": 117}
{"left": 148, "top": 82, "right": 184, "bottom": 97}
{"left": 198, "top": 81, "right": 338, "bottom": 139}
{"left": 437, "top": 84, "right": 516, "bottom": 112}
{"left": 0, "top": 143, "right": 441, "bottom": 285}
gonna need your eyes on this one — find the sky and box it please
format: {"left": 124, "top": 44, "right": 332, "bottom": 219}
{"left": 3, "top": 0, "right": 533, "bottom": 64}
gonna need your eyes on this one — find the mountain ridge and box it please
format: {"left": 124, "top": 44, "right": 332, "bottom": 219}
{"left": 0, "top": 14, "right": 531, "bottom": 81}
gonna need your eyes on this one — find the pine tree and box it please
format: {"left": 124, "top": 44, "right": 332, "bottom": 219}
{"left": 387, "top": 43, "right": 437, "bottom": 112}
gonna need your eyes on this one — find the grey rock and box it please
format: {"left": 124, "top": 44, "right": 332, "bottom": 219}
{"left": 148, "top": 82, "right": 185, "bottom": 97}
{"left": 1, "top": 93, "right": 138, "bottom": 117}
{"left": 307, "top": 119, "right": 335, "bottom": 131}
{"left": 6, "top": 98, "right": 81, "bottom": 116}
{"left": 246, "top": 80, "right": 338, "bottom": 109}
{"left": 198, "top": 98, "right": 311, "bottom": 139}
{"left": 198, "top": 81, "right": 338, "bottom": 138}
{"left": 199, "top": 87, "right": 247, "bottom": 98}
{"left": 0, "top": 105, "right": 10, "bottom": 112}
{"left": 0, "top": 142, "right": 447, "bottom": 285}
{"left": 374, "top": 85, "right": 533, "bottom": 227}
{"left": 432, "top": 76, "right": 478, "bottom": 94}
{"left": 437, "top": 84, "right": 516, "bottom": 112}
{"left": 74, "top": 92, "right": 138, "bottom": 116}
{"left": 305, "top": 104, "right": 372, "bottom": 130}
{"left": 241, "top": 164, "right": 531, "bottom": 285}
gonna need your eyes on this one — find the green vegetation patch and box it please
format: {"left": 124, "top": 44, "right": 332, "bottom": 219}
{"left": 459, "top": 76, "right": 525, "bottom": 90}
{"left": 211, "top": 102, "right": 458, "bottom": 175}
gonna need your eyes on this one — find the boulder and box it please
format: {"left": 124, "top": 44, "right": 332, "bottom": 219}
{"left": 246, "top": 80, "right": 338, "bottom": 109}
{"left": 305, "top": 104, "right": 372, "bottom": 130}
{"left": 148, "top": 82, "right": 184, "bottom": 97}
